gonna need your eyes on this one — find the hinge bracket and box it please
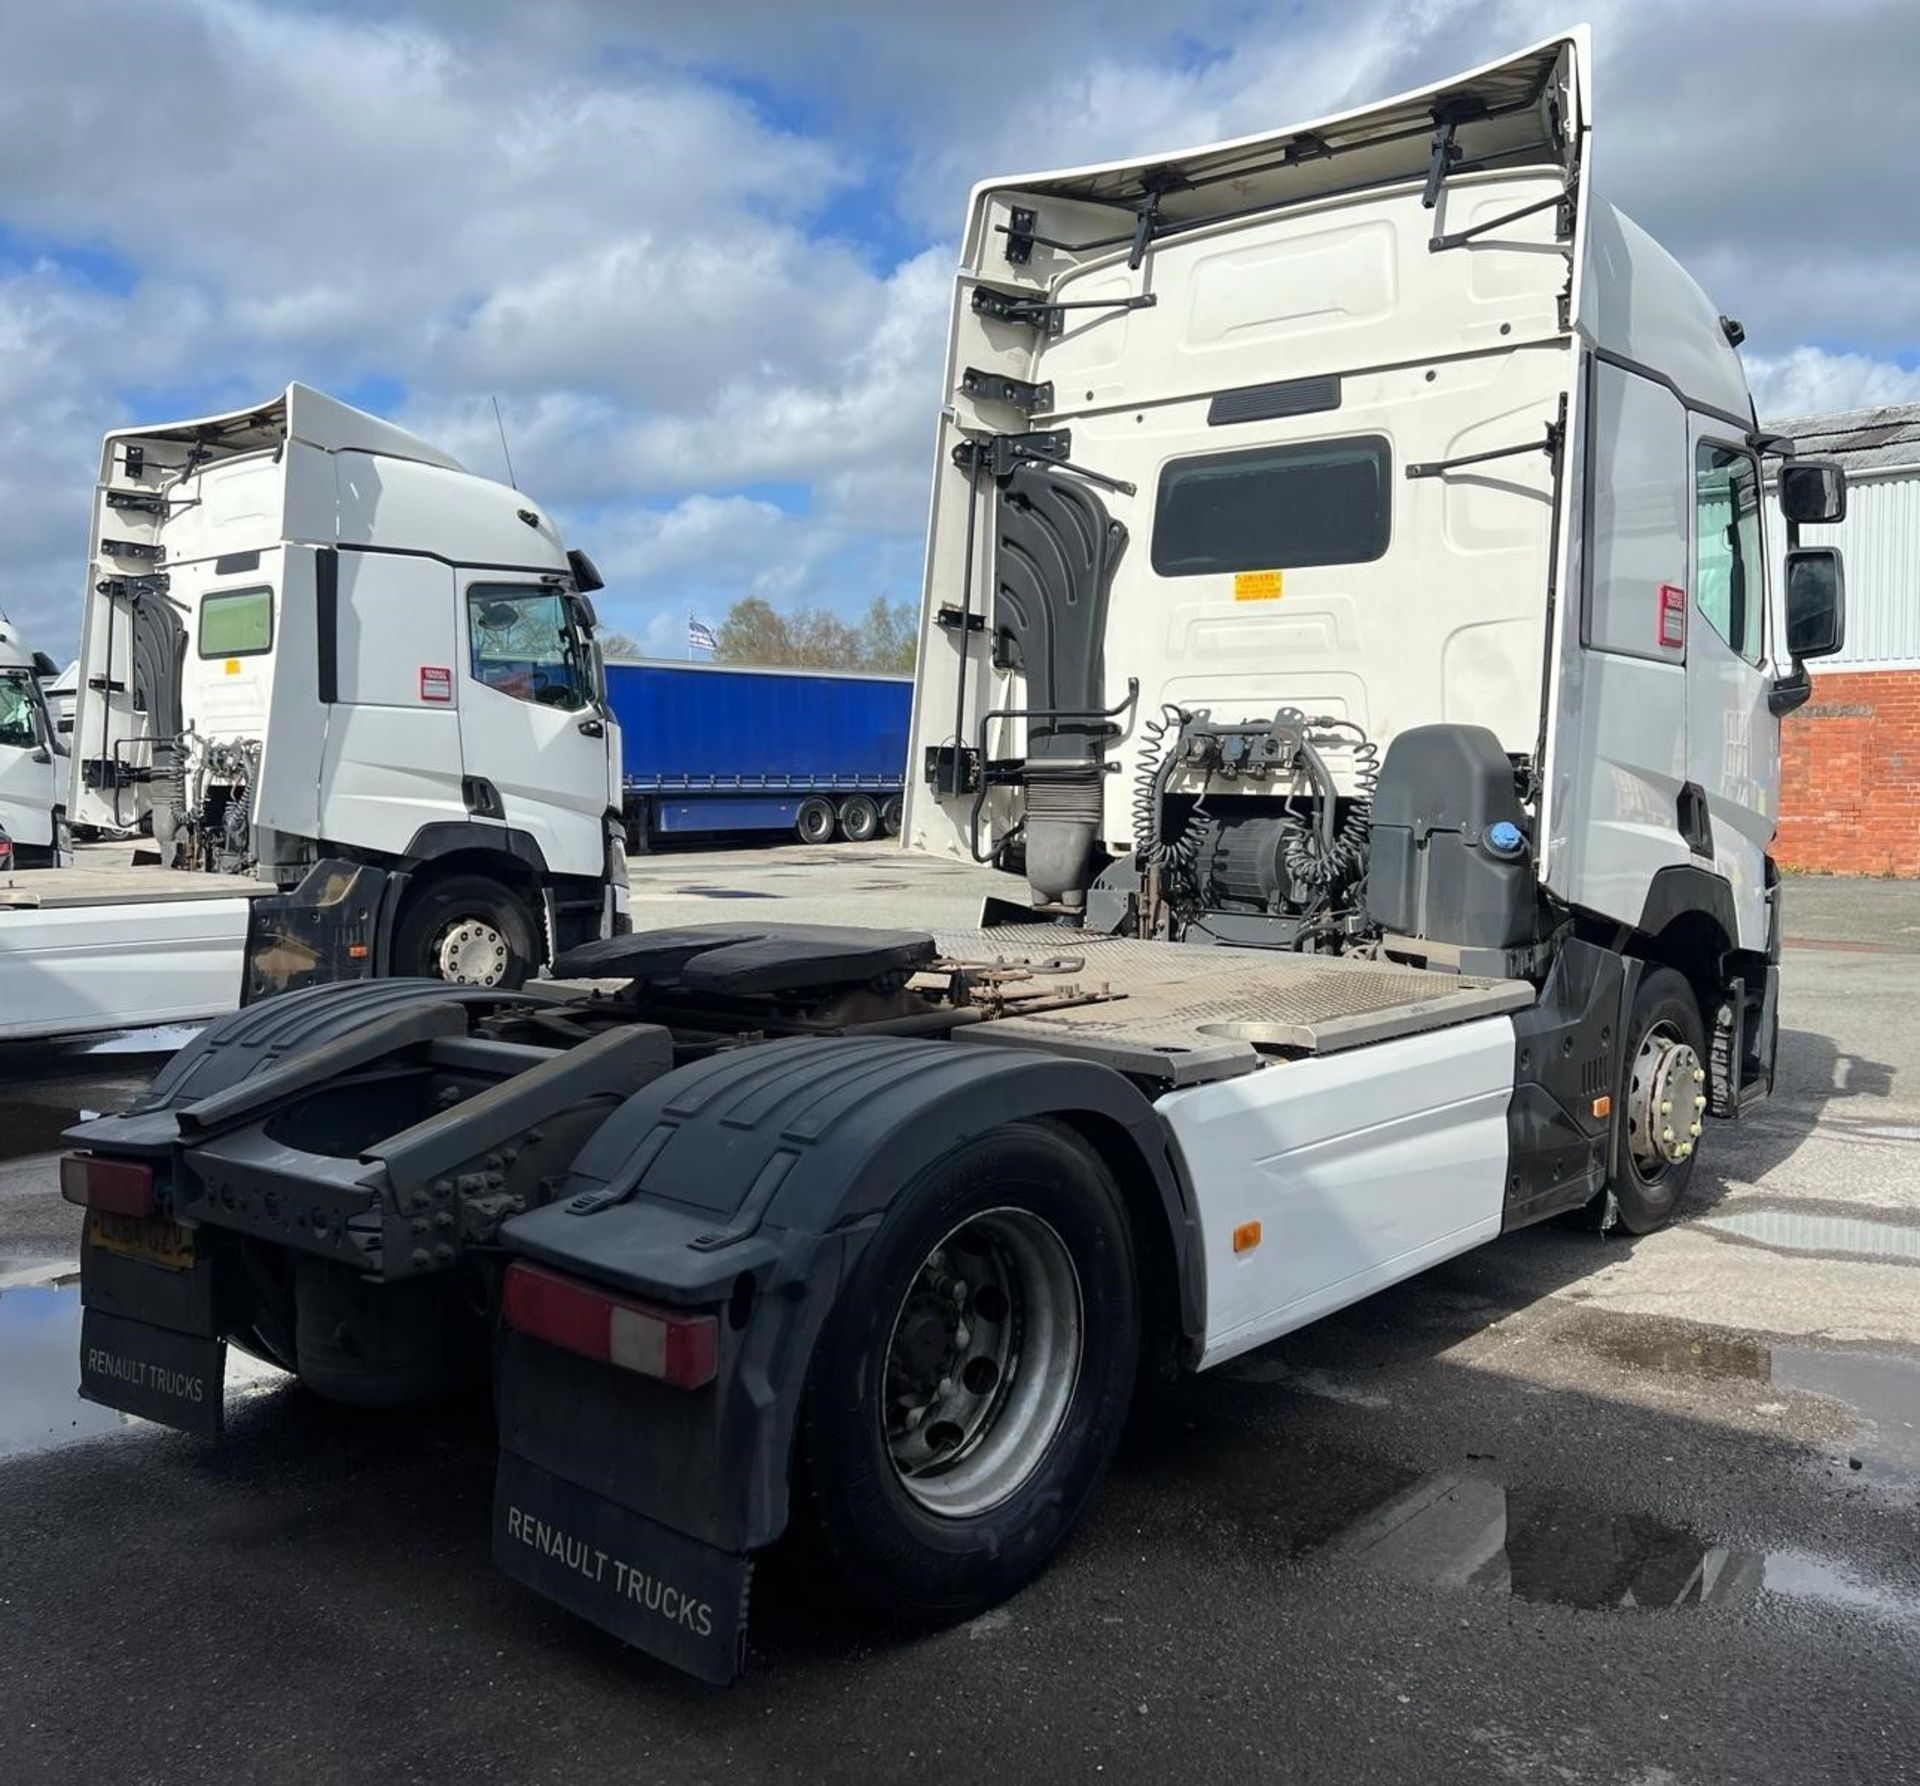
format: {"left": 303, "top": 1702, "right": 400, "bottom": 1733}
{"left": 952, "top": 431, "right": 1137, "bottom": 497}
{"left": 972, "top": 284, "right": 1157, "bottom": 337}
{"left": 100, "top": 537, "right": 164, "bottom": 562}
{"left": 960, "top": 367, "right": 1054, "bottom": 415}
{"left": 1002, "top": 206, "right": 1038, "bottom": 266}
{"left": 105, "top": 489, "right": 168, "bottom": 516}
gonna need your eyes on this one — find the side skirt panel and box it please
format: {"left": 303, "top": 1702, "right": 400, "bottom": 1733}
{"left": 1159, "top": 1017, "right": 1516, "bottom": 1370}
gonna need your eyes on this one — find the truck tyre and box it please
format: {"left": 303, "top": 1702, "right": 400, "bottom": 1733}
{"left": 1611, "top": 966, "right": 1710, "bottom": 1235}
{"left": 799, "top": 1118, "right": 1138, "bottom": 1623}
{"left": 838, "top": 793, "right": 881, "bottom": 843}
{"left": 795, "top": 796, "right": 836, "bottom": 845}
{"left": 393, "top": 874, "right": 537, "bottom": 989}
{"left": 880, "top": 794, "right": 904, "bottom": 837}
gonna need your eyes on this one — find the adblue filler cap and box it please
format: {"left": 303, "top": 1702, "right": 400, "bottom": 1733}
{"left": 1485, "top": 821, "right": 1526, "bottom": 858}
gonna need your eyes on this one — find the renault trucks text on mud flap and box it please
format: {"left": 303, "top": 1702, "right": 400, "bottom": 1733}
{"left": 63, "top": 30, "right": 1849, "bottom": 1684}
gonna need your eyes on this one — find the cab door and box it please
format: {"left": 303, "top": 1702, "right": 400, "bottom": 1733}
{"left": 457, "top": 579, "right": 616, "bottom": 878}
{"left": 1684, "top": 424, "right": 1775, "bottom": 953}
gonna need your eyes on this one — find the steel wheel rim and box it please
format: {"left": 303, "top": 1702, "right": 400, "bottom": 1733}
{"left": 1626, "top": 1019, "right": 1705, "bottom": 1179}
{"left": 799, "top": 802, "right": 833, "bottom": 842}
{"left": 433, "top": 917, "right": 509, "bottom": 987}
{"left": 881, "top": 1205, "right": 1083, "bottom": 1519}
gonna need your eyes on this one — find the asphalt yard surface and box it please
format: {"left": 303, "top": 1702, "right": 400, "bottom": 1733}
{"left": 2, "top": 850, "right": 1916, "bottom": 1784}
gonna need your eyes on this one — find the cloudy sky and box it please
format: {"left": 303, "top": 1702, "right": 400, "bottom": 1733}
{"left": 2, "top": 0, "right": 1916, "bottom": 656}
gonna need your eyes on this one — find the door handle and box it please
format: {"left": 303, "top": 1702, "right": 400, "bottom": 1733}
{"left": 577, "top": 717, "right": 605, "bottom": 738}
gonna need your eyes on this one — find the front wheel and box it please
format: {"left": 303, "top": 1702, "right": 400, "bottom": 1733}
{"left": 799, "top": 1120, "right": 1137, "bottom": 1622}
{"left": 392, "top": 874, "right": 537, "bottom": 989}
{"left": 1611, "top": 965, "right": 1710, "bottom": 1234}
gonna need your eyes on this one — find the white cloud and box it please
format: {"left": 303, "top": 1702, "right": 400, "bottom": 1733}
{"left": 2, "top": 0, "right": 1917, "bottom": 664}
{"left": 1747, "top": 347, "right": 1920, "bottom": 423}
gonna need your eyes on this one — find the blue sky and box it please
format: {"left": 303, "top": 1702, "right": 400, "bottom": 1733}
{"left": 3, "top": 0, "right": 1917, "bottom": 658}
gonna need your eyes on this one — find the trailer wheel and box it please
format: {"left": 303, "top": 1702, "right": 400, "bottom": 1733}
{"left": 1611, "top": 966, "right": 1710, "bottom": 1234}
{"left": 837, "top": 793, "right": 881, "bottom": 843}
{"left": 394, "top": 875, "right": 537, "bottom": 990}
{"left": 880, "top": 794, "right": 904, "bottom": 837}
{"left": 799, "top": 1119, "right": 1137, "bottom": 1622}
{"left": 795, "top": 796, "right": 837, "bottom": 845}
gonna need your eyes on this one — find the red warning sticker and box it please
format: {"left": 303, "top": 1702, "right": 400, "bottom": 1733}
{"left": 420, "top": 665, "right": 453, "bottom": 703}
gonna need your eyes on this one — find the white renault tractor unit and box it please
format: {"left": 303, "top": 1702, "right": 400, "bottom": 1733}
{"left": 63, "top": 33, "right": 1845, "bottom": 1685}
{"left": 0, "top": 613, "right": 64, "bottom": 867}
{"left": 1, "top": 386, "right": 627, "bottom": 1040}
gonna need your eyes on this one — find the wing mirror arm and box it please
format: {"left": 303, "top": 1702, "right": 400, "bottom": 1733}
{"left": 1768, "top": 664, "right": 1813, "bottom": 718}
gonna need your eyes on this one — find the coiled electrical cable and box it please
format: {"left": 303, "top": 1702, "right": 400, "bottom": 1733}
{"left": 1131, "top": 703, "right": 1204, "bottom": 869}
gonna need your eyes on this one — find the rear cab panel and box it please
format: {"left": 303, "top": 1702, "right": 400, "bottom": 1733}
{"left": 906, "top": 31, "right": 1591, "bottom": 860}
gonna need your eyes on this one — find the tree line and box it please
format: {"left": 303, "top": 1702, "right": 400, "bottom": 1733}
{"left": 598, "top": 595, "right": 918, "bottom": 674}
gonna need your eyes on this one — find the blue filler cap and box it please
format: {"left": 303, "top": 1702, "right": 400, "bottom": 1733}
{"left": 1486, "top": 821, "right": 1525, "bottom": 857}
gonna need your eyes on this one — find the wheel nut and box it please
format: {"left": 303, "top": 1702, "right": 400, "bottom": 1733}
{"left": 1660, "top": 1099, "right": 1673, "bottom": 1115}
{"left": 1676, "top": 1142, "right": 1692, "bottom": 1158}
{"left": 1695, "top": 1094, "right": 1708, "bottom": 1111}
{"left": 1661, "top": 1126, "right": 1674, "bottom": 1144}
{"left": 1692, "top": 1067, "right": 1706, "bottom": 1084}
{"left": 1688, "top": 1122, "right": 1702, "bottom": 1137}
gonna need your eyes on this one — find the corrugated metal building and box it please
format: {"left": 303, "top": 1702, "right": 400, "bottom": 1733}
{"left": 1765, "top": 401, "right": 1920, "bottom": 873}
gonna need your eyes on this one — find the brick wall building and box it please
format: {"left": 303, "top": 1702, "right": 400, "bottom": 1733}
{"left": 1766, "top": 403, "right": 1920, "bottom": 877}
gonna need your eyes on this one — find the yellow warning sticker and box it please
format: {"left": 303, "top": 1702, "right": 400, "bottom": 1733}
{"left": 224, "top": 658, "right": 241, "bottom": 675}
{"left": 1233, "top": 569, "right": 1284, "bottom": 602}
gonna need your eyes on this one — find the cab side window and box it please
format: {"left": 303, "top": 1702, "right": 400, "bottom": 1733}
{"left": 1693, "top": 444, "right": 1764, "bottom": 664}
{"left": 0, "top": 674, "right": 38, "bottom": 750}
{"left": 467, "top": 585, "right": 591, "bottom": 711}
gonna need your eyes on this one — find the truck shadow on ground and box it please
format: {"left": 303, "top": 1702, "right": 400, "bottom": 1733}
{"left": 1676, "top": 1024, "right": 1899, "bottom": 1222}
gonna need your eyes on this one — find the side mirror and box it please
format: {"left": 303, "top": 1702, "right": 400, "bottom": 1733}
{"left": 572, "top": 592, "right": 600, "bottom": 631}
{"left": 567, "top": 548, "right": 605, "bottom": 594}
{"left": 1779, "top": 460, "right": 1847, "bottom": 525}
{"left": 1784, "top": 547, "right": 1846, "bottom": 660}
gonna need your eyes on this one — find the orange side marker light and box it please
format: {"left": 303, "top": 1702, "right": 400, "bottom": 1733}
{"left": 1233, "top": 1221, "right": 1262, "bottom": 1254}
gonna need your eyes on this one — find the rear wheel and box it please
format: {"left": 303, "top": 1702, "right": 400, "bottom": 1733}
{"left": 393, "top": 874, "right": 537, "bottom": 989}
{"left": 800, "top": 1120, "right": 1137, "bottom": 1622}
{"left": 1611, "top": 966, "right": 1710, "bottom": 1234}
{"left": 838, "top": 794, "right": 881, "bottom": 843}
{"left": 795, "top": 796, "right": 836, "bottom": 845}
{"left": 880, "top": 794, "right": 904, "bottom": 837}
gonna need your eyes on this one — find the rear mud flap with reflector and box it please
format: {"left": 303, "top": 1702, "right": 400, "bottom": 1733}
{"left": 79, "top": 1308, "right": 226, "bottom": 1438}
{"left": 493, "top": 1449, "right": 751, "bottom": 1685}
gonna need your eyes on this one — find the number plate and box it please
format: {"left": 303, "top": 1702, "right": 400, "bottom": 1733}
{"left": 86, "top": 1209, "right": 195, "bottom": 1272}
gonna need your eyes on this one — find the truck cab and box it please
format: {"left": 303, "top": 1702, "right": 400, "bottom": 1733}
{"left": 0, "top": 614, "right": 64, "bottom": 866}
{"left": 67, "top": 385, "right": 627, "bottom": 984}
{"left": 905, "top": 24, "right": 1846, "bottom": 1113}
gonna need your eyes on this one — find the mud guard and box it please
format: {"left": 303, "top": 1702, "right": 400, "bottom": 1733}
{"left": 493, "top": 1034, "right": 1195, "bottom": 1681}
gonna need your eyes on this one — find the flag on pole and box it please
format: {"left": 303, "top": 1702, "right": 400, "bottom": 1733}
{"left": 687, "top": 617, "right": 717, "bottom": 654}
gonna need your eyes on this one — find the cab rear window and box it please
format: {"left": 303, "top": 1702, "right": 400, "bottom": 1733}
{"left": 1151, "top": 436, "right": 1392, "bottom": 576}
{"left": 198, "top": 587, "right": 274, "bottom": 658}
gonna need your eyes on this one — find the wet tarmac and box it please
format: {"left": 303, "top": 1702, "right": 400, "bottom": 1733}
{"left": 1, "top": 878, "right": 1918, "bottom": 1784}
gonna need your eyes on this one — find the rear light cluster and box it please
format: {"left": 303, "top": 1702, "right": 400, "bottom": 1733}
{"left": 502, "top": 1261, "right": 718, "bottom": 1390}
{"left": 60, "top": 1153, "right": 156, "bottom": 1217}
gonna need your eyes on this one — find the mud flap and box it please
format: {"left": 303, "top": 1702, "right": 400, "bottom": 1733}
{"left": 492, "top": 1449, "right": 752, "bottom": 1685}
{"left": 78, "top": 1308, "right": 226, "bottom": 1438}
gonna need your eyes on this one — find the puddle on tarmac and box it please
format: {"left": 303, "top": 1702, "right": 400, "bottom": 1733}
{"left": 1698, "top": 1206, "right": 1920, "bottom": 1263}
{"left": 0, "top": 1269, "right": 286, "bottom": 1460}
{"left": 0, "top": 1271, "right": 132, "bottom": 1458}
{"left": 1325, "top": 1470, "right": 1920, "bottom": 1629}
{"left": 1560, "top": 1315, "right": 1920, "bottom": 1480}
